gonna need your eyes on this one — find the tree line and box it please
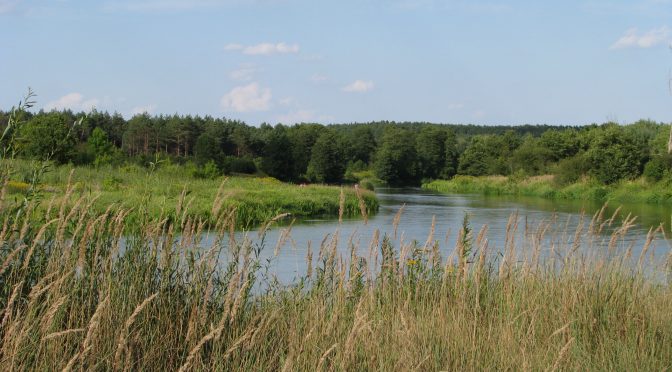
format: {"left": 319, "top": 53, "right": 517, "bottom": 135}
{"left": 0, "top": 109, "right": 669, "bottom": 186}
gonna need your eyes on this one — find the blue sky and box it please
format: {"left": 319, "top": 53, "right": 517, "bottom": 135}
{"left": 1, "top": 0, "right": 671, "bottom": 125}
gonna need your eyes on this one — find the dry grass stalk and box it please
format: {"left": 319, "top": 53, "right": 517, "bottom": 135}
{"left": 339, "top": 187, "right": 345, "bottom": 224}
{"left": 317, "top": 343, "right": 339, "bottom": 370}
{"left": 113, "top": 293, "right": 158, "bottom": 369}
{"left": 353, "top": 184, "right": 368, "bottom": 224}
{"left": 42, "top": 328, "right": 85, "bottom": 342}
{"left": 76, "top": 294, "right": 110, "bottom": 366}
{"left": 0, "top": 244, "right": 26, "bottom": 277}
{"left": 1, "top": 281, "right": 24, "bottom": 330}
{"left": 22, "top": 218, "right": 58, "bottom": 271}
{"left": 40, "top": 295, "right": 68, "bottom": 334}
{"left": 274, "top": 219, "right": 295, "bottom": 256}
{"left": 548, "top": 337, "right": 575, "bottom": 372}
{"left": 306, "top": 241, "right": 313, "bottom": 278}
{"left": 258, "top": 213, "right": 291, "bottom": 238}
{"left": 392, "top": 203, "right": 405, "bottom": 239}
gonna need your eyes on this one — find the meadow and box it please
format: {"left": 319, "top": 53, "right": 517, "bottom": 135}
{"left": 3, "top": 160, "right": 378, "bottom": 229}
{"left": 0, "top": 169, "right": 671, "bottom": 370}
{"left": 423, "top": 175, "right": 672, "bottom": 205}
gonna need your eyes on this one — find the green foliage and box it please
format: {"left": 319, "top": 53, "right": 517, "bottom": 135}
{"left": 510, "top": 135, "right": 552, "bottom": 175}
{"left": 442, "top": 129, "right": 459, "bottom": 178}
{"left": 194, "top": 132, "right": 221, "bottom": 165}
{"left": 538, "top": 129, "right": 580, "bottom": 161}
{"left": 416, "top": 126, "right": 447, "bottom": 180}
{"left": 261, "top": 125, "right": 293, "bottom": 181}
{"left": 344, "top": 126, "right": 377, "bottom": 164}
{"left": 4, "top": 103, "right": 670, "bottom": 188}
{"left": 553, "top": 153, "right": 587, "bottom": 186}
{"left": 586, "top": 125, "right": 647, "bottom": 184}
{"left": 287, "top": 123, "right": 322, "bottom": 180}
{"left": 191, "top": 160, "right": 221, "bottom": 179}
{"left": 88, "top": 127, "right": 119, "bottom": 167}
{"left": 306, "top": 130, "right": 345, "bottom": 183}
{"left": 457, "top": 136, "right": 493, "bottom": 176}
{"left": 374, "top": 127, "right": 418, "bottom": 185}
{"left": 16, "top": 113, "right": 76, "bottom": 164}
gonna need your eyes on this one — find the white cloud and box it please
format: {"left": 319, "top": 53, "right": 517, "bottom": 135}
{"left": 342, "top": 80, "right": 374, "bottom": 93}
{"left": 220, "top": 82, "right": 272, "bottom": 112}
{"left": 229, "top": 65, "right": 258, "bottom": 81}
{"left": 130, "top": 104, "right": 157, "bottom": 115}
{"left": 44, "top": 93, "right": 100, "bottom": 112}
{"left": 610, "top": 26, "right": 671, "bottom": 49}
{"left": 225, "top": 42, "right": 300, "bottom": 55}
{"left": 447, "top": 103, "right": 464, "bottom": 110}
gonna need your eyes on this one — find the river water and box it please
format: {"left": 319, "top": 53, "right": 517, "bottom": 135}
{"left": 209, "top": 188, "right": 672, "bottom": 284}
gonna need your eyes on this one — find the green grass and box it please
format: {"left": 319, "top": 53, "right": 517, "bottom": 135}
{"left": 0, "top": 174, "right": 670, "bottom": 370}
{"left": 3, "top": 160, "right": 379, "bottom": 228}
{"left": 423, "top": 175, "right": 672, "bottom": 204}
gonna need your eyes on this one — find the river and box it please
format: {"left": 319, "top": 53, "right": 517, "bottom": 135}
{"left": 208, "top": 188, "right": 672, "bottom": 284}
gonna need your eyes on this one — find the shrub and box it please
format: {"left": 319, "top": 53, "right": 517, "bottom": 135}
{"left": 191, "top": 160, "right": 221, "bottom": 179}
{"left": 553, "top": 154, "right": 586, "bottom": 186}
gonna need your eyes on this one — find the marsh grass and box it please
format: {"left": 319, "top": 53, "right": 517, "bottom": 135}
{"left": 424, "top": 175, "right": 672, "bottom": 205}
{"left": 0, "top": 170, "right": 671, "bottom": 371}
{"left": 3, "top": 159, "right": 378, "bottom": 229}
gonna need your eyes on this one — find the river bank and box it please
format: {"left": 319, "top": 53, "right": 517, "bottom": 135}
{"left": 423, "top": 175, "right": 672, "bottom": 205}
{"left": 3, "top": 160, "right": 378, "bottom": 228}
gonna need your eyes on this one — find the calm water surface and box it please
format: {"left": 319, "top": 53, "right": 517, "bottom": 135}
{"left": 208, "top": 188, "right": 672, "bottom": 283}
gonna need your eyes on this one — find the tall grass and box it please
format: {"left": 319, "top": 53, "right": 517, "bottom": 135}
{"left": 0, "top": 172, "right": 671, "bottom": 370}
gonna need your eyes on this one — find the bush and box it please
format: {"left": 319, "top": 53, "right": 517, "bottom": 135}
{"left": 553, "top": 154, "right": 586, "bottom": 186}
{"left": 191, "top": 160, "right": 221, "bottom": 179}
{"left": 643, "top": 158, "right": 667, "bottom": 182}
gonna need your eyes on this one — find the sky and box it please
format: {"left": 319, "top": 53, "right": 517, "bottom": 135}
{"left": 1, "top": 0, "right": 671, "bottom": 126}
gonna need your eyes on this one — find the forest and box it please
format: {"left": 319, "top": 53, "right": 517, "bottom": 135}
{"left": 1, "top": 108, "right": 670, "bottom": 189}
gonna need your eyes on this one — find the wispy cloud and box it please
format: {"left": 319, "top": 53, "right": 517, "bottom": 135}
{"left": 610, "top": 26, "right": 671, "bottom": 49}
{"left": 225, "top": 42, "right": 299, "bottom": 55}
{"left": 342, "top": 80, "right": 374, "bottom": 93}
{"left": 229, "top": 64, "right": 259, "bottom": 81}
{"left": 44, "top": 93, "right": 99, "bottom": 112}
{"left": 130, "top": 104, "right": 157, "bottom": 115}
{"left": 447, "top": 103, "right": 464, "bottom": 110}
{"left": 220, "top": 82, "right": 272, "bottom": 112}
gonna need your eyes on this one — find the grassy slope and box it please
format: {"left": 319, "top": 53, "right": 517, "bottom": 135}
{"left": 4, "top": 161, "right": 378, "bottom": 228}
{"left": 423, "top": 175, "right": 672, "bottom": 204}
